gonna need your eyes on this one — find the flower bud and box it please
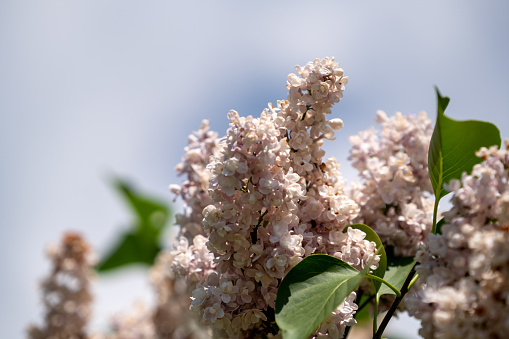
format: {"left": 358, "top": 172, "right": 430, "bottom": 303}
{"left": 329, "top": 118, "right": 344, "bottom": 131}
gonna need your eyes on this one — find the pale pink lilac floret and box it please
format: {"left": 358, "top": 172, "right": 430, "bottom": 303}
{"left": 168, "top": 58, "right": 380, "bottom": 338}
{"left": 349, "top": 110, "right": 434, "bottom": 257}
{"left": 406, "top": 141, "right": 509, "bottom": 339}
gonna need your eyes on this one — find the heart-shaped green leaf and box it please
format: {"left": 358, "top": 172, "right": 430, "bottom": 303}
{"left": 275, "top": 255, "right": 369, "bottom": 339}
{"left": 428, "top": 87, "right": 501, "bottom": 233}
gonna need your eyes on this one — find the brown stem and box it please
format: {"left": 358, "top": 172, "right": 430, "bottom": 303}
{"left": 372, "top": 264, "right": 417, "bottom": 339}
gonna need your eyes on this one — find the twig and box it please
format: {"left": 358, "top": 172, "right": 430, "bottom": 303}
{"left": 372, "top": 264, "right": 417, "bottom": 339}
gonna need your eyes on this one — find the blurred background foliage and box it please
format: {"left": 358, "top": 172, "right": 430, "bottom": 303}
{"left": 97, "top": 179, "right": 171, "bottom": 272}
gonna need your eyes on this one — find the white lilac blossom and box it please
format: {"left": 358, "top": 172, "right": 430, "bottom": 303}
{"left": 349, "top": 111, "right": 434, "bottom": 257}
{"left": 406, "top": 141, "right": 509, "bottom": 339}
{"left": 169, "top": 58, "right": 380, "bottom": 338}
{"left": 28, "top": 233, "right": 94, "bottom": 339}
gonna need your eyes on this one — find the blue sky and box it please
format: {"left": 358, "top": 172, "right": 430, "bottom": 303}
{"left": 1, "top": 1, "right": 508, "bottom": 338}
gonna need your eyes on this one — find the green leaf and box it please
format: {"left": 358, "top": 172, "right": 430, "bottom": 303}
{"left": 275, "top": 254, "right": 369, "bottom": 339}
{"left": 428, "top": 87, "right": 501, "bottom": 233}
{"left": 114, "top": 179, "right": 169, "bottom": 230}
{"left": 96, "top": 231, "right": 162, "bottom": 270}
{"left": 96, "top": 179, "right": 171, "bottom": 272}
{"left": 376, "top": 256, "right": 415, "bottom": 298}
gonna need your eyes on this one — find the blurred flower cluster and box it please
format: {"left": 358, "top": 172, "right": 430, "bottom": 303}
{"left": 28, "top": 233, "right": 94, "bottom": 339}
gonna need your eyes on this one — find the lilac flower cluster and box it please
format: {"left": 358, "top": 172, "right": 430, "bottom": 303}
{"left": 168, "top": 120, "right": 219, "bottom": 290}
{"left": 28, "top": 233, "right": 94, "bottom": 339}
{"left": 149, "top": 250, "right": 210, "bottom": 339}
{"left": 170, "top": 119, "right": 220, "bottom": 242}
{"left": 349, "top": 111, "right": 434, "bottom": 257}
{"left": 407, "top": 141, "right": 509, "bottom": 338}
{"left": 168, "top": 58, "right": 380, "bottom": 338}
